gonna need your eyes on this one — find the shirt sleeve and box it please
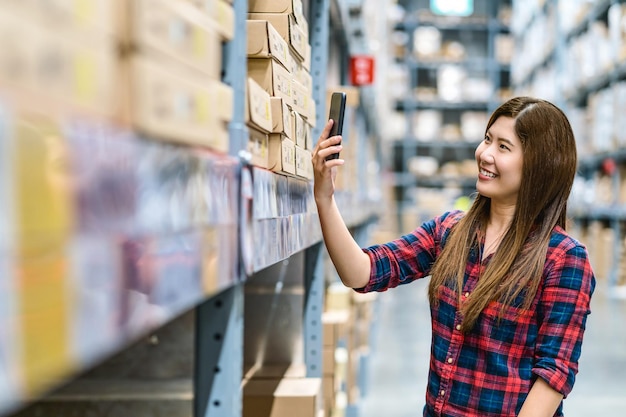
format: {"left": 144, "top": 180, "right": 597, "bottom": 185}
{"left": 355, "top": 210, "right": 461, "bottom": 293}
{"left": 532, "top": 243, "right": 596, "bottom": 397}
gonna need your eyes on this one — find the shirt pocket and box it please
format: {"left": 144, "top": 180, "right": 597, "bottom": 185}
{"left": 479, "top": 300, "right": 537, "bottom": 351}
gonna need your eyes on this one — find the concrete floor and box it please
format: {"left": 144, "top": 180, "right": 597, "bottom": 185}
{"left": 359, "top": 278, "right": 626, "bottom": 417}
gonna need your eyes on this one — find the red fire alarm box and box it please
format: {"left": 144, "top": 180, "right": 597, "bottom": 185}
{"left": 350, "top": 55, "right": 375, "bottom": 86}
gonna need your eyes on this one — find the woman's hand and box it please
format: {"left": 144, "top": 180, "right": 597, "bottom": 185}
{"left": 312, "top": 119, "right": 344, "bottom": 206}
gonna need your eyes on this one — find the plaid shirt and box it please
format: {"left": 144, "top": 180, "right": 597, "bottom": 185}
{"left": 357, "top": 211, "right": 595, "bottom": 417}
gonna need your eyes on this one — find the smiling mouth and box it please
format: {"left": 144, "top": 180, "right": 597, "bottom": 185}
{"left": 480, "top": 168, "right": 496, "bottom": 178}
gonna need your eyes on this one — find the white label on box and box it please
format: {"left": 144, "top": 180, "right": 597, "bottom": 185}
{"left": 269, "top": 25, "right": 290, "bottom": 66}
{"left": 275, "top": 70, "right": 292, "bottom": 100}
{"left": 282, "top": 139, "right": 295, "bottom": 168}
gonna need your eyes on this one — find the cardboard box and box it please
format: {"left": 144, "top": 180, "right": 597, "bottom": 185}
{"left": 181, "top": 0, "right": 234, "bottom": 40}
{"left": 304, "top": 120, "right": 314, "bottom": 150}
{"left": 243, "top": 377, "right": 322, "bottom": 417}
{"left": 295, "top": 145, "right": 312, "bottom": 180}
{"left": 248, "top": 12, "right": 307, "bottom": 60}
{"left": 215, "top": 0, "right": 235, "bottom": 40}
{"left": 247, "top": 20, "right": 290, "bottom": 70}
{"left": 0, "top": 8, "right": 117, "bottom": 119}
{"left": 246, "top": 77, "right": 273, "bottom": 133}
{"left": 248, "top": 0, "right": 305, "bottom": 24}
{"left": 291, "top": 111, "right": 307, "bottom": 148}
{"left": 122, "top": 56, "right": 228, "bottom": 151}
{"left": 290, "top": 78, "right": 309, "bottom": 117}
{"left": 268, "top": 134, "right": 296, "bottom": 175}
{"left": 322, "top": 310, "right": 350, "bottom": 347}
{"left": 302, "top": 43, "right": 311, "bottom": 71}
{"left": 270, "top": 97, "right": 293, "bottom": 137}
{"left": 248, "top": 127, "right": 269, "bottom": 169}
{"left": 244, "top": 362, "right": 307, "bottom": 380}
{"left": 322, "top": 347, "right": 335, "bottom": 376}
{"left": 248, "top": 58, "right": 292, "bottom": 105}
{"left": 5, "top": 0, "right": 115, "bottom": 39}
{"left": 117, "top": 0, "right": 222, "bottom": 79}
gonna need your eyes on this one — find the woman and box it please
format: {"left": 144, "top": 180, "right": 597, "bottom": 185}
{"left": 312, "top": 96, "right": 595, "bottom": 417}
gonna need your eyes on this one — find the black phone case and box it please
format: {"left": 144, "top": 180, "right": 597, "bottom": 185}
{"left": 325, "top": 92, "right": 346, "bottom": 160}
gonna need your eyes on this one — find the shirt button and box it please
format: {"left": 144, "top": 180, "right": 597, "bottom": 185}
{"left": 447, "top": 358, "right": 453, "bottom": 364}
{"left": 455, "top": 324, "right": 461, "bottom": 331}
{"left": 440, "top": 390, "right": 445, "bottom": 397}
{"left": 464, "top": 292, "right": 470, "bottom": 298}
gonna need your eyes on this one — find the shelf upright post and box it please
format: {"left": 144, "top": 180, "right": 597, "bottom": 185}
{"left": 609, "top": 168, "right": 622, "bottom": 292}
{"left": 304, "top": 243, "right": 324, "bottom": 378}
{"left": 194, "top": 287, "right": 244, "bottom": 417}
{"left": 310, "top": 0, "right": 331, "bottom": 144}
{"left": 195, "top": 0, "right": 247, "bottom": 415}
{"left": 224, "top": 0, "right": 250, "bottom": 157}
{"left": 306, "top": 0, "right": 332, "bottom": 378}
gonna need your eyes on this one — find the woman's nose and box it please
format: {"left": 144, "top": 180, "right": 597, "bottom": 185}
{"left": 479, "top": 148, "right": 494, "bottom": 164}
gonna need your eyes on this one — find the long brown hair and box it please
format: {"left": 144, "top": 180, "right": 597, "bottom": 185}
{"left": 428, "top": 97, "right": 578, "bottom": 332}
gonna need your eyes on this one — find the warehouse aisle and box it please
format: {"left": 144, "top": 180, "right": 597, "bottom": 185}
{"left": 359, "top": 278, "right": 626, "bottom": 417}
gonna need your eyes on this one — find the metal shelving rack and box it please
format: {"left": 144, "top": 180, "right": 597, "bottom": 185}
{"left": 1, "top": 0, "right": 382, "bottom": 416}
{"left": 511, "top": 0, "right": 626, "bottom": 298}
{"left": 391, "top": 0, "right": 512, "bottom": 232}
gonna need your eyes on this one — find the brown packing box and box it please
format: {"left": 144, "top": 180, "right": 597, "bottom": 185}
{"left": 0, "top": 9, "right": 118, "bottom": 120}
{"left": 268, "top": 134, "right": 296, "bottom": 175}
{"left": 303, "top": 43, "right": 311, "bottom": 71}
{"left": 246, "top": 77, "right": 274, "bottom": 133}
{"left": 119, "top": 55, "right": 231, "bottom": 152}
{"left": 270, "top": 97, "right": 293, "bottom": 137}
{"left": 322, "top": 310, "right": 350, "bottom": 347}
{"left": 5, "top": 0, "right": 115, "bottom": 39}
{"left": 248, "top": 58, "right": 293, "bottom": 106}
{"left": 243, "top": 377, "right": 322, "bottom": 417}
{"left": 215, "top": 0, "right": 235, "bottom": 40}
{"left": 303, "top": 120, "right": 314, "bottom": 150}
{"left": 291, "top": 111, "right": 306, "bottom": 148}
{"left": 290, "top": 78, "right": 309, "bottom": 117}
{"left": 244, "top": 362, "right": 307, "bottom": 380}
{"left": 248, "top": 12, "right": 307, "bottom": 60}
{"left": 247, "top": 20, "right": 291, "bottom": 70}
{"left": 248, "top": 126, "right": 269, "bottom": 169}
{"left": 288, "top": 48, "right": 312, "bottom": 93}
{"left": 295, "top": 145, "right": 312, "bottom": 180}
{"left": 248, "top": 0, "right": 306, "bottom": 24}
{"left": 322, "top": 347, "right": 335, "bottom": 376}
{"left": 116, "top": 0, "right": 223, "bottom": 80}
{"left": 183, "top": 0, "right": 234, "bottom": 40}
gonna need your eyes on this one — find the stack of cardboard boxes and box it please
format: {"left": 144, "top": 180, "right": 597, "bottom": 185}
{"left": 246, "top": 0, "right": 315, "bottom": 180}
{"left": 322, "top": 282, "right": 377, "bottom": 417}
{"left": 0, "top": 1, "right": 117, "bottom": 119}
{"left": 242, "top": 363, "right": 324, "bottom": 417}
{"left": 0, "top": 0, "right": 236, "bottom": 153}
{"left": 116, "top": 0, "right": 235, "bottom": 152}
{"left": 0, "top": 0, "right": 238, "bottom": 404}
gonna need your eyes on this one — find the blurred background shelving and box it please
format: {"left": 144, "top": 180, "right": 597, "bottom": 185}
{"left": 385, "top": 0, "right": 513, "bottom": 232}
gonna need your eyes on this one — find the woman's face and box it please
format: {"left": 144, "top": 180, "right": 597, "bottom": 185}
{"left": 474, "top": 116, "right": 524, "bottom": 206}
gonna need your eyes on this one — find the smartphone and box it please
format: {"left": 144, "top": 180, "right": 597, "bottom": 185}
{"left": 325, "top": 92, "right": 346, "bottom": 161}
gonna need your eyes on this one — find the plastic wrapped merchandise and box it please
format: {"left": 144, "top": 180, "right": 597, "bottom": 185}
{"left": 413, "top": 26, "right": 441, "bottom": 59}
{"left": 407, "top": 156, "right": 439, "bottom": 177}
{"left": 437, "top": 65, "right": 466, "bottom": 101}
{"left": 461, "top": 111, "right": 489, "bottom": 142}
{"left": 462, "top": 77, "right": 491, "bottom": 102}
{"left": 412, "top": 110, "right": 442, "bottom": 141}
